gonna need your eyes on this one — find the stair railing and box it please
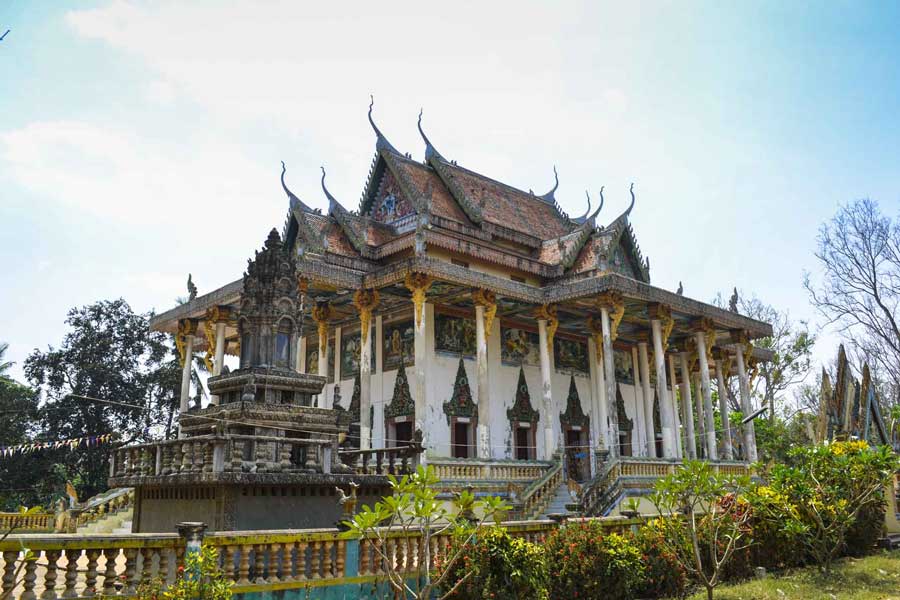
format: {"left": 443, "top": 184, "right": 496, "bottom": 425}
{"left": 516, "top": 453, "right": 565, "bottom": 519}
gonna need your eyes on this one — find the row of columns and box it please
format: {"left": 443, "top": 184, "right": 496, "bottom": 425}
{"left": 174, "top": 285, "right": 758, "bottom": 463}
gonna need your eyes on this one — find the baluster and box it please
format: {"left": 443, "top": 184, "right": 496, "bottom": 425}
{"left": 309, "top": 541, "right": 322, "bottom": 580}
{"left": 220, "top": 546, "right": 234, "bottom": 584}
{"left": 388, "top": 452, "right": 396, "bottom": 475}
{"left": 100, "top": 549, "right": 118, "bottom": 596}
{"left": 280, "top": 542, "right": 294, "bottom": 582}
{"left": 61, "top": 549, "right": 80, "bottom": 599}
{"left": 266, "top": 544, "right": 280, "bottom": 582}
{"left": 180, "top": 442, "right": 191, "bottom": 473}
{"left": 334, "top": 539, "right": 346, "bottom": 578}
{"left": 122, "top": 549, "right": 139, "bottom": 595}
{"left": 358, "top": 539, "right": 369, "bottom": 576}
{"left": 141, "top": 550, "right": 158, "bottom": 587}
{"left": 2, "top": 550, "right": 19, "bottom": 597}
{"left": 375, "top": 451, "right": 384, "bottom": 475}
{"left": 252, "top": 544, "right": 266, "bottom": 584}
{"left": 40, "top": 549, "right": 61, "bottom": 600}
{"left": 237, "top": 545, "right": 251, "bottom": 585}
{"left": 295, "top": 542, "right": 308, "bottom": 581}
{"left": 158, "top": 548, "right": 170, "bottom": 586}
{"left": 19, "top": 550, "right": 39, "bottom": 600}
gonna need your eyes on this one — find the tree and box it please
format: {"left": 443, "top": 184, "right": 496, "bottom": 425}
{"left": 346, "top": 465, "right": 508, "bottom": 600}
{"left": 752, "top": 441, "right": 899, "bottom": 575}
{"left": 805, "top": 198, "right": 900, "bottom": 401}
{"left": 649, "top": 461, "right": 753, "bottom": 600}
{"left": 0, "top": 342, "right": 13, "bottom": 379}
{"left": 714, "top": 294, "right": 815, "bottom": 421}
{"left": 24, "top": 299, "right": 179, "bottom": 500}
{"left": 0, "top": 378, "right": 48, "bottom": 510}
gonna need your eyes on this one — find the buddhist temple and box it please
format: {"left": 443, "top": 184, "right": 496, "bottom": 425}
{"left": 132, "top": 101, "right": 775, "bottom": 523}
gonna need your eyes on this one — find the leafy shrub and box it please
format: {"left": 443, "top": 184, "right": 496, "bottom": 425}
{"left": 137, "top": 545, "right": 232, "bottom": 600}
{"left": 754, "top": 441, "right": 898, "bottom": 574}
{"left": 545, "top": 522, "right": 644, "bottom": 600}
{"left": 745, "top": 485, "right": 808, "bottom": 571}
{"left": 437, "top": 527, "right": 548, "bottom": 600}
{"left": 635, "top": 519, "right": 688, "bottom": 599}
{"left": 844, "top": 495, "right": 885, "bottom": 557}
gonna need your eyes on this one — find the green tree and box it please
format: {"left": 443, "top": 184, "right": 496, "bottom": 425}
{"left": 24, "top": 299, "right": 179, "bottom": 500}
{"left": 650, "top": 461, "right": 753, "bottom": 600}
{"left": 0, "top": 378, "right": 49, "bottom": 509}
{"left": 0, "top": 342, "right": 14, "bottom": 379}
{"left": 346, "top": 465, "right": 508, "bottom": 600}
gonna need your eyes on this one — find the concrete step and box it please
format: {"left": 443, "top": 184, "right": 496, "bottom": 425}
{"left": 77, "top": 507, "right": 133, "bottom": 535}
{"left": 541, "top": 482, "right": 577, "bottom": 518}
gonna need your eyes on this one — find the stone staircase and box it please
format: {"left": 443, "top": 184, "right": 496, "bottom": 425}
{"left": 541, "top": 482, "right": 577, "bottom": 518}
{"left": 77, "top": 507, "right": 133, "bottom": 534}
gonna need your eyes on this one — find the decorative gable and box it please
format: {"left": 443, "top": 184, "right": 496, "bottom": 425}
{"left": 371, "top": 167, "right": 416, "bottom": 225}
{"left": 443, "top": 358, "right": 477, "bottom": 424}
{"left": 559, "top": 376, "right": 589, "bottom": 428}
{"left": 507, "top": 367, "right": 539, "bottom": 424}
{"left": 385, "top": 360, "right": 414, "bottom": 419}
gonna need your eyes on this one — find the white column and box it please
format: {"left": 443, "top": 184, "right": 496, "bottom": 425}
{"left": 360, "top": 320, "right": 373, "bottom": 450}
{"left": 695, "top": 331, "right": 718, "bottom": 460}
{"left": 715, "top": 358, "right": 734, "bottom": 460}
{"left": 588, "top": 338, "right": 603, "bottom": 474}
{"left": 650, "top": 319, "right": 676, "bottom": 458}
{"left": 297, "top": 337, "right": 306, "bottom": 373}
{"left": 630, "top": 346, "right": 644, "bottom": 455}
{"left": 413, "top": 303, "right": 429, "bottom": 461}
{"left": 734, "top": 343, "right": 758, "bottom": 462}
{"left": 638, "top": 341, "right": 656, "bottom": 458}
{"left": 678, "top": 352, "right": 697, "bottom": 459}
{"left": 475, "top": 304, "right": 491, "bottom": 459}
{"left": 178, "top": 331, "right": 194, "bottom": 439}
{"left": 537, "top": 319, "right": 555, "bottom": 460}
{"left": 668, "top": 354, "right": 683, "bottom": 459}
{"left": 600, "top": 308, "right": 618, "bottom": 457}
{"left": 591, "top": 338, "right": 609, "bottom": 454}
{"left": 693, "top": 371, "right": 705, "bottom": 459}
{"left": 317, "top": 329, "right": 330, "bottom": 408}
{"left": 210, "top": 320, "right": 226, "bottom": 405}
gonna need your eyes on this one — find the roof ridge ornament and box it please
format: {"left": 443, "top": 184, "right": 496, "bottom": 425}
{"left": 539, "top": 165, "right": 559, "bottom": 204}
{"left": 417, "top": 108, "right": 444, "bottom": 162}
{"left": 320, "top": 166, "right": 342, "bottom": 212}
{"left": 626, "top": 182, "right": 636, "bottom": 217}
{"left": 368, "top": 95, "right": 399, "bottom": 154}
{"left": 281, "top": 161, "right": 319, "bottom": 214}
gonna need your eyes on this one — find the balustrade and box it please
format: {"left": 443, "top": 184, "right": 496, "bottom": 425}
{"left": 338, "top": 444, "right": 422, "bottom": 476}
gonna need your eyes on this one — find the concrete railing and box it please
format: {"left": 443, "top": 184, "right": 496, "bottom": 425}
{"left": 0, "top": 514, "right": 54, "bottom": 534}
{"left": 338, "top": 444, "right": 423, "bottom": 477}
{"left": 516, "top": 457, "right": 565, "bottom": 519}
{"left": 109, "top": 434, "right": 338, "bottom": 480}
{"left": 1, "top": 516, "right": 656, "bottom": 599}
{"left": 429, "top": 458, "right": 552, "bottom": 482}
{"left": 75, "top": 489, "right": 135, "bottom": 531}
{"left": 580, "top": 457, "right": 753, "bottom": 517}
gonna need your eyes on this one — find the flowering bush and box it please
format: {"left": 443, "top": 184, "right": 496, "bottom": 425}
{"left": 136, "top": 545, "right": 231, "bottom": 600}
{"left": 754, "top": 441, "right": 898, "bottom": 574}
{"left": 545, "top": 522, "right": 644, "bottom": 600}
{"left": 635, "top": 519, "right": 688, "bottom": 599}
{"left": 437, "top": 527, "right": 548, "bottom": 600}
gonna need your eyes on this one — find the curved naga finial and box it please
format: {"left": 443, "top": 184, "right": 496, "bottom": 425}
{"left": 320, "top": 166, "right": 341, "bottom": 210}
{"left": 417, "top": 108, "right": 444, "bottom": 162}
{"left": 368, "top": 95, "right": 399, "bottom": 154}
{"left": 626, "top": 182, "right": 636, "bottom": 216}
{"left": 591, "top": 185, "right": 605, "bottom": 220}
{"left": 572, "top": 191, "right": 591, "bottom": 224}
{"left": 281, "top": 161, "right": 318, "bottom": 213}
{"left": 539, "top": 165, "right": 560, "bottom": 203}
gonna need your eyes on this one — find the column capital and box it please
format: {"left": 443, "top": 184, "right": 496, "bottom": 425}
{"left": 535, "top": 304, "right": 558, "bottom": 350}
{"left": 646, "top": 302, "right": 671, "bottom": 321}
{"left": 690, "top": 317, "right": 716, "bottom": 334}
{"left": 353, "top": 289, "right": 380, "bottom": 342}
{"left": 635, "top": 331, "right": 651, "bottom": 345}
{"left": 595, "top": 294, "right": 625, "bottom": 341}
{"left": 205, "top": 306, "right": 233, "bottom": 324}
{"left": 404, "top": 272, "right": 433, "bottom": 328}
{"left": 472, "top": 289, "right": 498, "bottom": 338}
{"left": 729, "top": 329, "right": 751, "bottom": 345}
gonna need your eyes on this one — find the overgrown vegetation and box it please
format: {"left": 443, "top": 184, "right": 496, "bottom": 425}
{"left": 136, "top": 545, "right": 232, "bottom": 600}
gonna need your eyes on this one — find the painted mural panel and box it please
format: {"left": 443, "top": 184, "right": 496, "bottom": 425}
{"left": 382, "top": 319, "right": 414, "bottom": 371}
{"left": 372, "top": 169, "right": 415, "bottom": 224}
{"left": 614, "top": 349, "right": 634, "bottom": 384}
{"left": 554, "top": 338, "right": 589, "bottom": 375}
{"left": 340, "top": 330, "right": 377, "bottom": 378}
{"left": 500, "top": 326, "right": 540, "bottom": 366}
{"left": 305, "top": 337, "right": 335, "bottom": 378}
{"left": 434, "top": 313, "right": 476, "bottom": 357}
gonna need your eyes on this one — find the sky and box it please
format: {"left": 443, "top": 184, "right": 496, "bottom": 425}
{"left": 1, "top": 1, "right": 899, "bottom": 386}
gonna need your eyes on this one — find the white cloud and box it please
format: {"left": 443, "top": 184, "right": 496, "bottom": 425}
{"left": 0, "top": 120, "right": 273, "bottom": 230}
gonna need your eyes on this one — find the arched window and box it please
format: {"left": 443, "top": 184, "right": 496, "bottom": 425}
{"left": 275, "top": 321, "right": 292, "bottom": 369}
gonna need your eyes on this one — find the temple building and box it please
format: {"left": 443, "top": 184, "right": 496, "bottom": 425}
{"left": 142, "top": 102, "right": 773, "bottom": 520}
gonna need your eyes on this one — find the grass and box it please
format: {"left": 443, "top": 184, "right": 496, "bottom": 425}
{"left": 686, "top": 551, "right": 900, "bottom": 600}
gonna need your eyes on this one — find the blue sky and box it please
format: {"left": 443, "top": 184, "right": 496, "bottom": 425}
{"left": 1, "top": 1, "right": 898, "bottom": 385}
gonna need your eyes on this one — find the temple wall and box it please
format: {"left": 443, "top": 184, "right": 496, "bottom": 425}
{"left": 314, "top": 305, "right": 643, "bottom": 461}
